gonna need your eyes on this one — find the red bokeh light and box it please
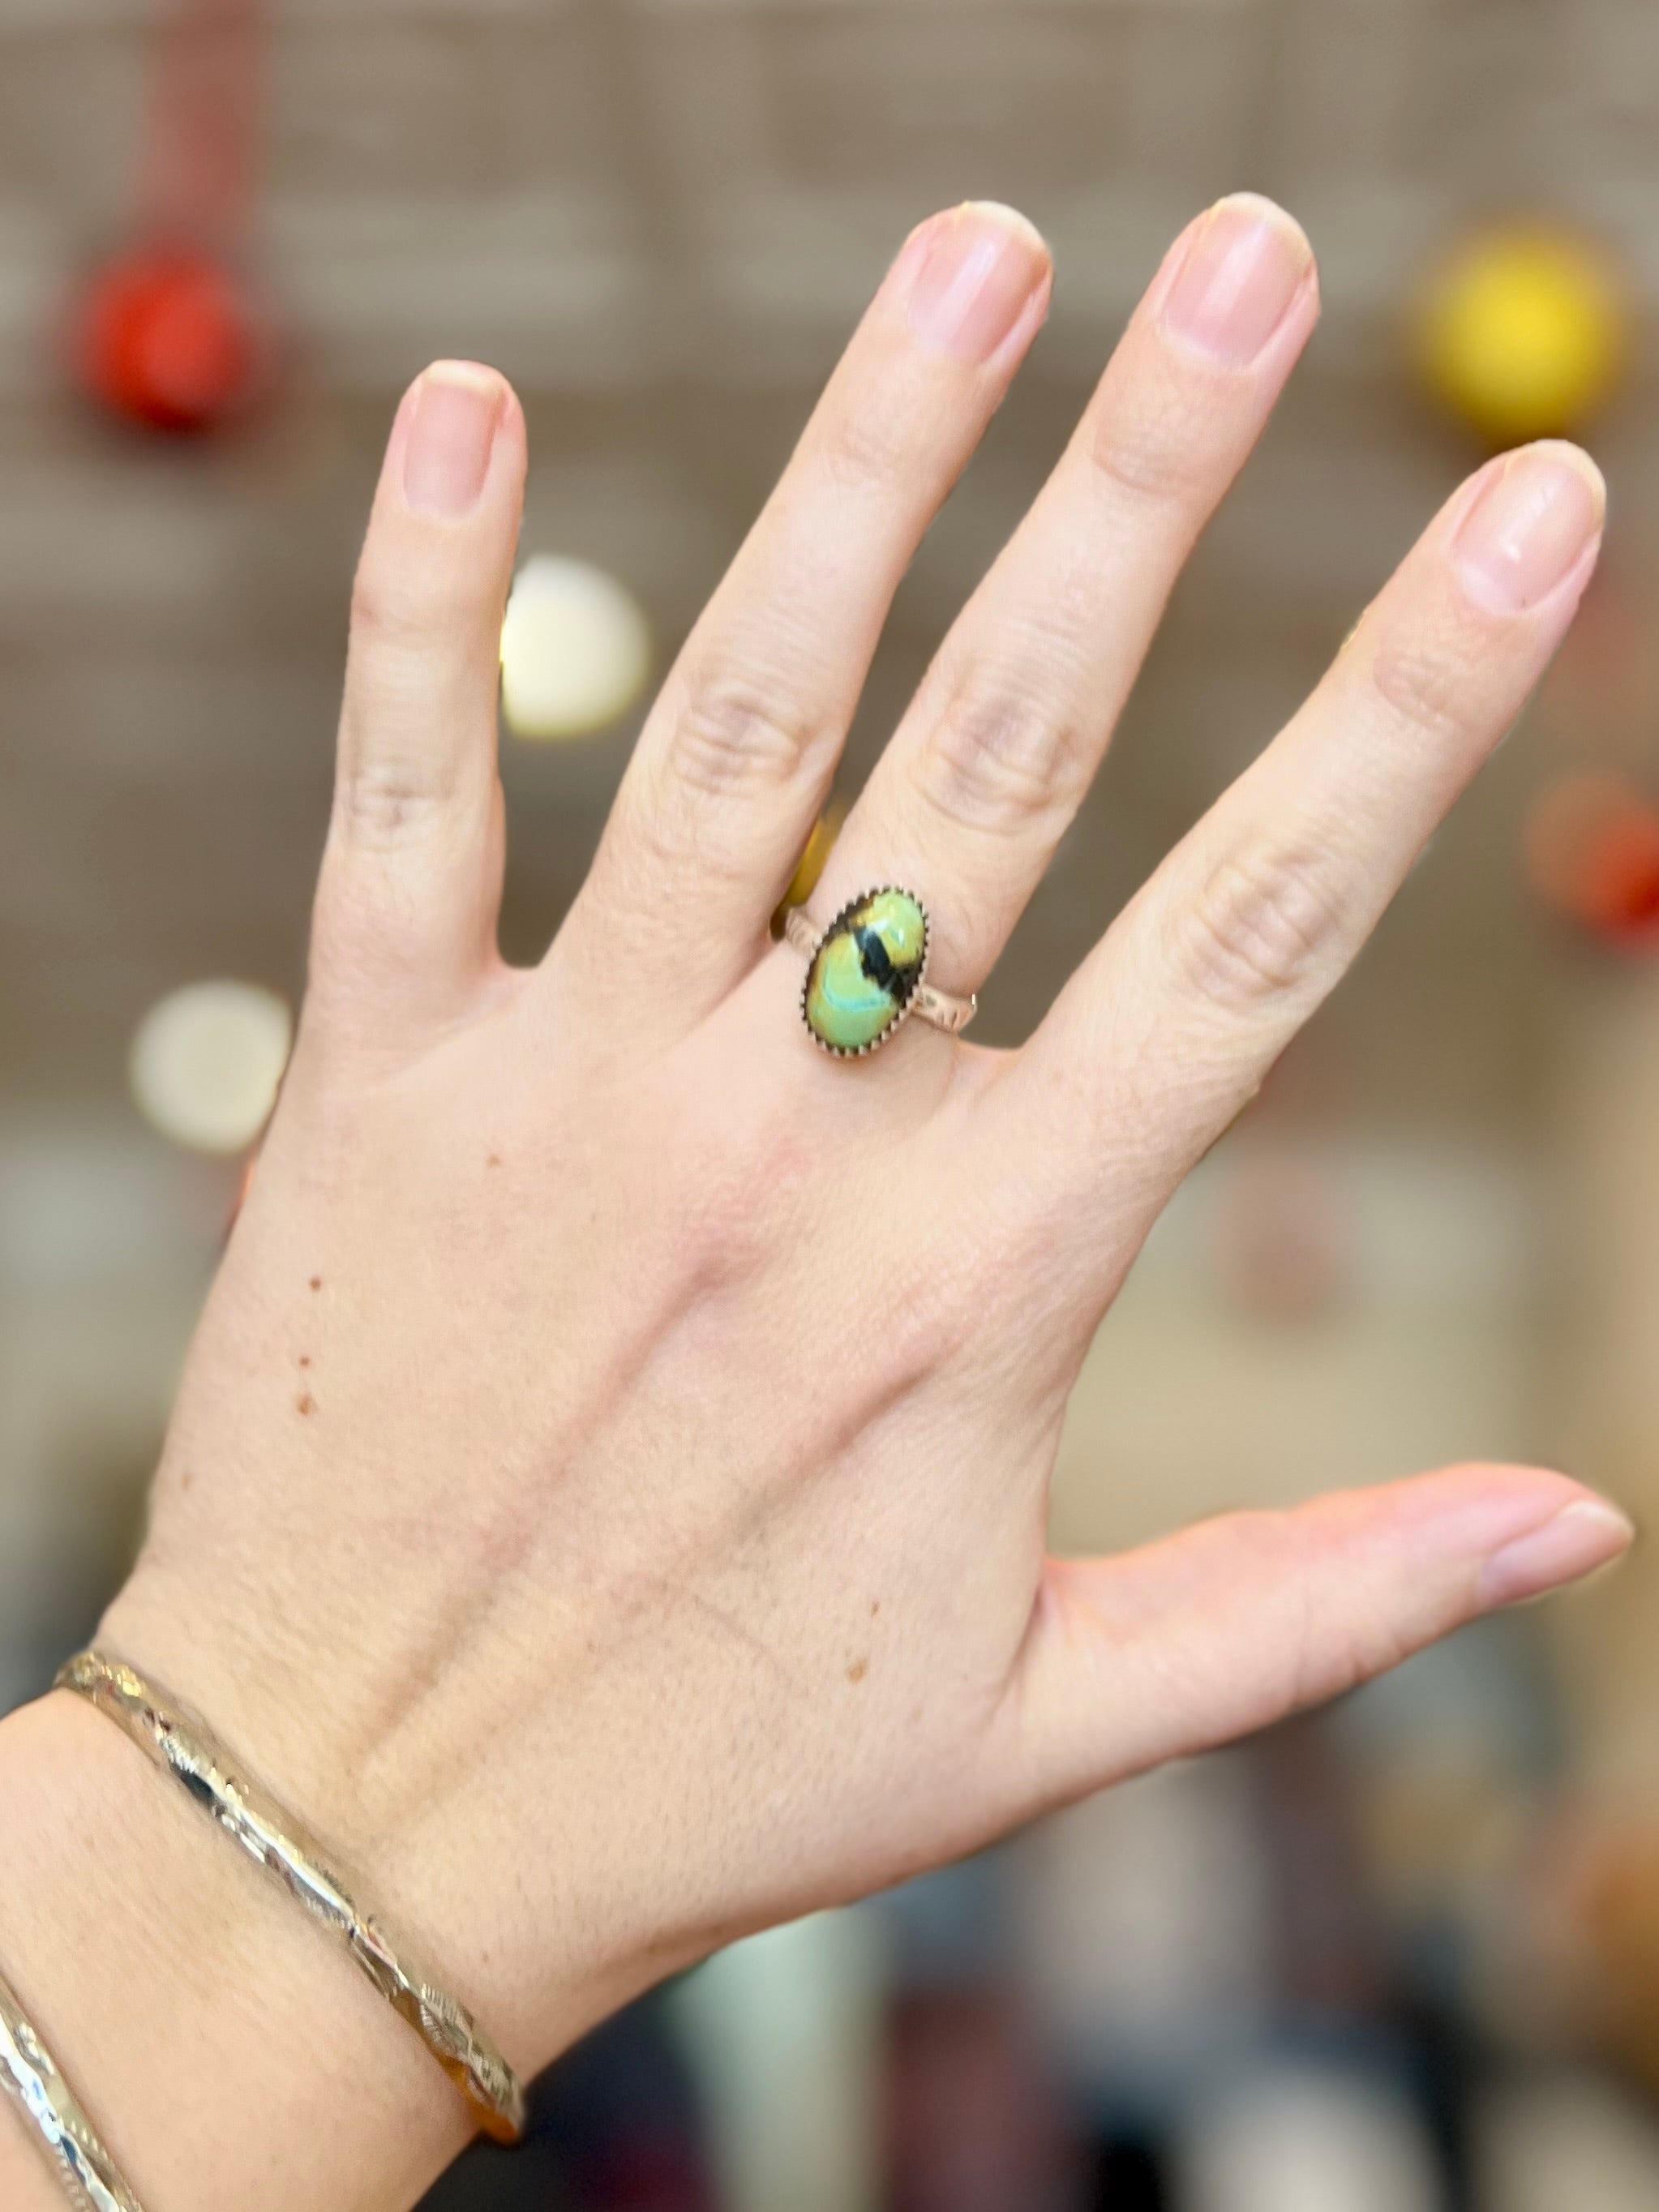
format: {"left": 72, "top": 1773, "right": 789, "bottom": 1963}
{"left": 1525, "top": 770, "right": 1659, "bottom": 948}
{"left": 72, "top": 244, "right": 261, "bottom": 434}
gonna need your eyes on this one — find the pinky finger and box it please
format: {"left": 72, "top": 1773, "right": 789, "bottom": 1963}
{"left": 311, "top": 362, "right": 527, "bottom": 1048}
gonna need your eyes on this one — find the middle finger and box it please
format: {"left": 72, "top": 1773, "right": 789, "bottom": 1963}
{"left": 808, "top": 194, "right": 1319, "bottom": 1014}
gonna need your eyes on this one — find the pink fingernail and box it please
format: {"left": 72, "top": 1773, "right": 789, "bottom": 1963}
{"left": 904, "top": 202, "right": 1050, "bottom": 365}
{"left": 402, "top": 361, "right": 506, "bottom": 517}
{"left": 1161, "top": 194, "right": 1314, "bottom": 366}
{"left": 1452, "top": 444, "right": 1607, "bottom": 615}
{"left": 1477, "top": 1497, "right": 1634, "bottom": 1610}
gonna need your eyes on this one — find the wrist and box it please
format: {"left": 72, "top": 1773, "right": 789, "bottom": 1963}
{"left": 101, "top": 1555, "right": 667, "bottom": 2077}
{"left": 0, "top": 1688, "right": 472, "bottom": 2212}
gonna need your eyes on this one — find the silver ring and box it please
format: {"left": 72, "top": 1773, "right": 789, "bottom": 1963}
{"left": 784, "top": 886, "right": 976, "bottom": 1057}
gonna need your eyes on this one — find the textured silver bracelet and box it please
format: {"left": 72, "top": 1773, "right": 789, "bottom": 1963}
{"left": 56, "top": 1648, "right": 525, "bottom": 2145}
{"left": 0, "top": 1967, "right": 147, "bottom": 2212}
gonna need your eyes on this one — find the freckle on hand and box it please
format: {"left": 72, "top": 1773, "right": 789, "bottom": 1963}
{"left": 309, "top": 1276, "right": 322, "bottom": 1292}
{"left": 487, "top": 1153, "right": 503, "bottom": 1169}
{"left": 847, "top": 1657, "right": 868, "bottom": 1684}
{"left": 296, "top": 1393, "right": 315, "bottom": 1417}
{"left": 297, "top": 1354, "right": 311, "bottom": 1369}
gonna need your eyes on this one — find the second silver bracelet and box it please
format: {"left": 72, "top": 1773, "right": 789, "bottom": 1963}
{"left": 0, "top": 1966, "right": 147, "bottom": 2212}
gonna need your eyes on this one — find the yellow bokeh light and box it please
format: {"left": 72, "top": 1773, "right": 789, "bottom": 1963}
{"left": 1419, "top": 227, "right": 1627, "bottom": 447}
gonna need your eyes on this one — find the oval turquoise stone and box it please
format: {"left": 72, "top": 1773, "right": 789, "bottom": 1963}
{"left": 804, "top": 889, "right": 928, "bottom": 1053}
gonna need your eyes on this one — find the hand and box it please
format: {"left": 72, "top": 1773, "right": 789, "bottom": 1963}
{"left": 92, "top": 193, "right": 1625, "bottom": 2132}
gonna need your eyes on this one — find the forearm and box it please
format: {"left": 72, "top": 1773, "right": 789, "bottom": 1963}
{"left": 0, "top": 1691, "right": 471, "bottom": 2212}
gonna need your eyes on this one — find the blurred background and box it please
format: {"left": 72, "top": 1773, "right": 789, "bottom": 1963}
{"left": 6, "top": 1, "right": 1659, "bottom": 2206}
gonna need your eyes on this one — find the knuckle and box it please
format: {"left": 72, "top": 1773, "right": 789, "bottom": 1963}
{"left": 671, "top": 673, "right": 826, "bottom": 800}
{"left": 348, "top": 563, "right": 434, "bottom": 655}
{"left": 1366, "top": 629, "right": 1481, "bottom": 750}
{"left": 1202, "top": 1513, "right": 1336, "bottom": 1723}
{"left": 349, "top": 546, "right": 493, "bottom": 666}
{"left": 1178, "top": 838, "right": 1348, "bottom": 1011}
{"left": 813, "top": 392, "right": 913, "bottom": 494}
{"left": 915, "top": 678, "right": 1075, "bottom": 838}
{"left": 664, "top": 1069, "right": 813, "bottom": 1281}
{"left": 1085, "top": 388, "right": 1216, "bottom": 509}
{"left": 1282, "top": 1558, "right": 1408, "bottom": 1713}
{"left": 333, "top": 755, "right": 450, "bottom": 851}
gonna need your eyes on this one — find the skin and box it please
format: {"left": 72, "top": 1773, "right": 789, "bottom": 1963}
{"left": 0, "top": 195, "right": 1635, "bottom": 2212}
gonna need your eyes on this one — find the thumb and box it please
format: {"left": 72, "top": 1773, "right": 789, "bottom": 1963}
{"left": 1001, "top": 1464, "right": 1634, "bottom": 1819}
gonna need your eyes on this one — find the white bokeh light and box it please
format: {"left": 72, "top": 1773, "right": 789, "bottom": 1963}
{"left": 129, "top": 981, "right": 293, "bottom": 1155}
{"left": 499, "top": 555, "right": 651, "bottom": 739}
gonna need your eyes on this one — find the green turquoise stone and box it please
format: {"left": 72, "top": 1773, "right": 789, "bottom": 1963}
{"left": 804, "top": 889, "right": 928, "bottom": 1053}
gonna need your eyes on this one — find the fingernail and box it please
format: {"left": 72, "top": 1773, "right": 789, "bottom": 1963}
{"left": 1477, "top": 1497, "right": 1635, "bottom": 1611}
{"left": 905, "top": 202, "right": 1050, "bottom": 365}
{"left": 1453, "top": 443, "right": 1607, "bottom": 615}
{"left": 1161, "top": 193, "right": 1314, "bottom": 365}
{"left": 403, "top": 361, "right": 505, "bottom": 517}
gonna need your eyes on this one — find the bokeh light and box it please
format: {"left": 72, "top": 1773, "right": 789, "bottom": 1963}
{"left": 1524, "top": 770, "right": 1659, "bottom": 947}
{"left": 73, "top": 246, "right": 264, "bottom": 435}
{"left": 499, "top": 555, "right": 652, "bottom": 740}
{"left": 1419, "top": 226, "right": 1627, "bottom": 446}
{"left": 129, "top": 980, "right": 292, "bottom": 1153}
